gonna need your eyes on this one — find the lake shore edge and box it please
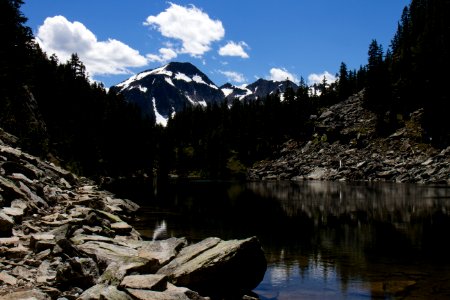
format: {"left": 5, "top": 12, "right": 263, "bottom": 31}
{"left": 0, "top": 130, "right": 266, "bottom": 300}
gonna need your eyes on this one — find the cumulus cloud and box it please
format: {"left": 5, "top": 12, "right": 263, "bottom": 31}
{"left": 308, "top": 71, "right": 337, "bottom": 85}
{"left": 36, "top": 16, "right": 148, "bottom": 76}
{"left": 218, "top": 41, "right": 249, "bottom": 58}
{"left": 219, "top": 70, "right": 246, "bottom": 83}
{"left": 146, "top": 47, "right": 178, "bottom": 63}
{"left": 144, "top": 3, "right": 225, "bottom": 57}
{"left": 269, "top": 68, "right": 299, "bottom": 83}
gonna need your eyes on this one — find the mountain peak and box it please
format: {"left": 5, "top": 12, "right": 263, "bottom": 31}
{"left": 110, "top": 62, "right": 223, "bottom": 126}
{"left": 111, "top": 62, "right": 302, "bottom": 126}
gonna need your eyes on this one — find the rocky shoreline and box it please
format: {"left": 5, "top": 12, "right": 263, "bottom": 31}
{"left": 0, "top": 130, "right": 266, "bottom": 300}
{"left": 249, "top": 93, "right": 449, "bottom": 184}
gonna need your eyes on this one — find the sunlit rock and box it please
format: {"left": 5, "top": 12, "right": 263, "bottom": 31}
{"left": 158, "top": 236, "right": 267, "bottom": 295}
{"left": 120, "top": 274, "right": 167, "bottom": 291}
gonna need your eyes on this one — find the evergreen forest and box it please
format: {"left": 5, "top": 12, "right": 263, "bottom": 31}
{"left": 0, "top": 0, "right": 448, "bottom": 181}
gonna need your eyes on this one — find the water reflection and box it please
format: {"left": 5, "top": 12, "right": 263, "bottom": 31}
{"left": 132, "top": 181, "right": 450, "bottom": 299}
{"left": 248, "top": 181, "right": 450, "bottom": 299}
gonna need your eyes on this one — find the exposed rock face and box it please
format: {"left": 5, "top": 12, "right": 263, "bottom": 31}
{"left": 0, "top": 128, "right": 266, "bottom": 299}
{"left": 249, "top": 92, "right": 450, "bottom": 184}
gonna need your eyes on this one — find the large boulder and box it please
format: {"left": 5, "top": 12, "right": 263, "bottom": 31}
{"left": 157, "top": 236, "right": 267, "bottom": 295}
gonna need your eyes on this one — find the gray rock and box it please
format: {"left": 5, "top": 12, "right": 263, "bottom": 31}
{"left": 120, "top": 274, "right": 167, "bottom": 291}
{"left": 111, "top": 221, "right": 133, "bottom": 234}
{"left": 30, "top": 233, "right": 55, "bottom": 252}
{"left": 2, "top": 244, "right": 29, "bottom": 259}
{"left": 19, "top": 181, "right": 48, "bottom": 208}
{"left": 0, "top": 270, "right": 17, "bottom": 285}
{"left": 0, "top": 176, "right": 27, "bottom": 202}
{"left": 126, "top": 284, "right": 208, "bottom": 300}
{"left": 77, "top": 241, "right": 159, "bottom": 274}
{"left": 55, "top": 257, "right": 99, "bottom": 288}
{"left": 11, "top": 265, "right": 34, "bottom": 280}
{"left": 1, "top": 207, "right": 25, "bottom": 221}
{"left": 0, "top": 211, "right": 14, "bottom": 233}
{"left": 10, "top": 199, "right": 28, "bottom": 211}
{"left": 137, "top": 237, "right": 188, "bottom": 267}
{"left": 77, "top": 284, "right": 132, "bottom": 300}
{"left": 0, "top": 289, "right": 51, "bottom": 300}
{"left": 306, "top": 167, "right": 327, "bottom": 180}
{"left": 0, "top": 236, "right": 19, "bottom": 246}
{"left": 37, "top": 260, "right": 56, "bottom": 284}
{"left": 105, "top": 197, "right": 140, "bottom": 214}
{"left": 157, "top": 237, "right": 266, "bottom": 294}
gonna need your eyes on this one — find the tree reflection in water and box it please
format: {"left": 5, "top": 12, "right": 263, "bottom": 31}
{"left": 249, "top": 181, "right": 450, "bottom": 299}
{"left": 132, "top": 181, "right": 450, "bottom": 299}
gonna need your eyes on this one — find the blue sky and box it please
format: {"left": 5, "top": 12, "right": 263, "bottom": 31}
{"left": 23, "top": 0, "right": 410, "bottom": 88}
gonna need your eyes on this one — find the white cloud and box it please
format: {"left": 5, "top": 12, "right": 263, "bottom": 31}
{"left": 218, "top": 41, "right": 249, "bottom": 58}
{"left": 36, "top": 15, "right": 148, "bottom": 77}
{"left": 146, "top": 47, "right": 178, "bottom": 63}
{"left": 219, "top": 70, "right": 246, "bottom": 83}
{"left": 144, "top": 3, "right": 225, "bottom": 57}
{"left": 269, "top": 68, "right": 299, "bottom": 83}
{"left": 308, "top": 71, "right": 337, "bottom": 85}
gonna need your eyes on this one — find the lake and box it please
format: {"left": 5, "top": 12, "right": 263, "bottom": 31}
{"left": 129, "top": 180, "right": 450, "bottom": 299}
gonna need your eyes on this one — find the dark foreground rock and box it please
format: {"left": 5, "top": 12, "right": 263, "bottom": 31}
{"left": 0, "top": 129, "right": 266, "bottom": 300}
{"left": 249, "top": 92, "right": 449, "bottom": 184}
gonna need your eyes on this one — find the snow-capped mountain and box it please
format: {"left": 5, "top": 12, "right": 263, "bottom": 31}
{"left": 110, "top": 62, "right": 224, "bottom": 126}
{"left": 220, "top": 79, "right": 299, "bottom": 102}
{"left": 111, "top": 62, "right": 300, "bottom": 126}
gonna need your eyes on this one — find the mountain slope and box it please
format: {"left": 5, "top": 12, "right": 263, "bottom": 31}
{"left": 248, "top": 92, "right": 450, "bottom": 184}
{"left": 110, "top": 62, "right": 224, "bottom": 125}
{"left": 221, "top": 79, "right": 299, "bottom": 102}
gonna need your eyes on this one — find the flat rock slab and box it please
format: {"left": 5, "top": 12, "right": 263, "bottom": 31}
{"left": 77, "top": 240, "right": 138, "bottom": 257}
{"left": 156, "top": 237, "right": 221, "bottom": 276}
{"left": 126, "top": 284, "right": 207, "bottom": 300}
{"left": 158, "top": 237, "right": 267, "bottom": 294}
{"left": 78, "top": 284, "right": 132, "bottom": 300}
{"left": 1, "top": 207, "right": 24, "bottom": 218}
{"left": 78, "top": 241, "right": 159, "bottom": 277}
{"left": 137, "top": 237, "right": 187, "bottom": 267}
{"left": 0, "top": 236, "right": 19, "bottom": 246}
{"left": 0, "top": 289, "right": 50, "bottom": 300}
{"left": 120, "top": 274, "right": 167, "bottom": 291}
{"left": 111, "top": 221, "right": 133, "bottom": 234}
{"left": 0, "top": 271, "right": 17, "bottom": 285}
{"left": 30, "top": 234, "right": 55, "bottom": 251}
{"left": 71, "top": 234, "right": 117, "bottom": 245}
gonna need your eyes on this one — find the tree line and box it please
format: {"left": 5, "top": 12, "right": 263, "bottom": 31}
{"left": 364, "top": 0, "right": 449, "bottom": 145}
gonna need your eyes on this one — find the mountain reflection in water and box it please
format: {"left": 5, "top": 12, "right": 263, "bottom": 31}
{"left": 131, "top": 181, "right": 450, "bottom": 299}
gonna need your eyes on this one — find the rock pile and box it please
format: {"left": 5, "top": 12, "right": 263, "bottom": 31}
{"left": 249, "top": 93, "right": 449, "bottom": 184}
{"left": 0, "top": 130, "right": 266, "bottom": 299}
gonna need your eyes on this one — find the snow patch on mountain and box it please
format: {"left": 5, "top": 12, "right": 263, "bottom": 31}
{"left": 239, "top": 87, "right": 253, "bottom": 100}
{"left": 165, "top": 77, "right": 175, "bottom": 87}
{"left": 137, "top": 86, "right": 147, "bottom": 93}
{"left": 152, "top": 98, "right": 169, "bottom": 127}
{"left": 222, "top": 88, "right": 234, "bottom": 97}
{"left": 185, "top": 94, "right": 196, "bottom": 106}
{"left": 175, "top": 72, "right": 192, "bottom": 82}
{"left": 148, "top": 65, "right": 173, "bottom": 77}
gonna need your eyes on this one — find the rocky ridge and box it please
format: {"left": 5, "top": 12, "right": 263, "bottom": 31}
{"left": 249, "top": 92, "right": 449, "bottom": 184}
{"left": 0, "top": 130, "right": 266, "bottom": 299}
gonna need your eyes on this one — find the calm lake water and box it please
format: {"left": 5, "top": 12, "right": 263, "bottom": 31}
{"left": 129, "top": 180, "right": 450, "bottom": 300}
